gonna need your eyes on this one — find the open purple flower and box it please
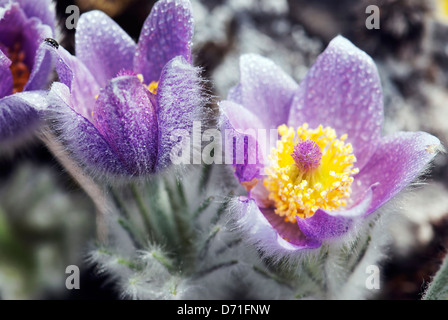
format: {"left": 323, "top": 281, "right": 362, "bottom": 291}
{"left": 0, "top": 0, "right": 54, "bottom": 145}
{"left": 220, "top": 36, "right": 441, "bottom": 255}
{"left": 44, "top": 0, "right": 204, "bottom": 177}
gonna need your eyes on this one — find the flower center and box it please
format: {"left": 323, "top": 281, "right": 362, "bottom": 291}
{"left": 263, "top": 123, "right": 359, "bottom": 222}
{"left": 4, "top": 42, "right": 30, "bottom": 93}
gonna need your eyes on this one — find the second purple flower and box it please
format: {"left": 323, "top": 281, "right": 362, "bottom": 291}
{"left": 45, "top": 0, "right": 204, "bottom": 177}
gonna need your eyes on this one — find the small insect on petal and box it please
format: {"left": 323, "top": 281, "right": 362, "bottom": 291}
{"left": 44, "top": 38, "right": 59, "bottom": 49}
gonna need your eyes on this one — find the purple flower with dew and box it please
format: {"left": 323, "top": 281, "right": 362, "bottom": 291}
{"left": 44, "top": 0, "right": 204, "bottom": 177}
{"left": 0, "top": 0, "right": 54, "bottom": 145}
{"left": 220, "top": 36, "right": 441, "bottom": 255}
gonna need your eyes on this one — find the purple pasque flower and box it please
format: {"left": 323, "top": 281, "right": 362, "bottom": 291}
{"left": 44, "top": 0, "right": 204, "bottom": 177}
{"left": 0, "top": 0, "right": 54, "bottom": 144}
{"left": 220, "top": 36, "right": 441, "bottom": 255}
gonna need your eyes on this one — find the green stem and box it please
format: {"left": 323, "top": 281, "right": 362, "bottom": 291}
{"left": 130, "top": 183, "right": 154, "bottom": 237}
{"left": 423, "top": 253, "right": 448, "bottom": 300}
{"left": 97, "top": 248, "right": 142, "bottom": 272}
{"left": 152, "top": 250, "right": 175, "bottom": 272}
{"left": 117, "top": 257, "right": 141, "bottom": 271}
{"left": 253, "top": 265, "right": 294, "bottom": 290}
{"left": 117, "top": 218, "right": 146, "bottom": 248}
{"left": 348, "top": 235, "right": 371, "bottom": 274}
{"left": 161, "top": 179, "right": 193, "bottom": 260}
{"left": 176, "top": 177, "right": 187, "bottom": 207}
{"left": 193, "top": 196, "right": 214, "bottom": 220}
{"left": 109, "top": 187, "right": 147, "bottom": 246}
{"left": 198, "top": 226, "right": 220, "bottom": 259}
{"left": 199, "top": 164, "right": 213, "bottom": 192}
{"left": 193, "top": 260, "right": 238, "bottom": 279}
{"left": 109, "top": 186, "right": 132, "bottom": 220}
{"left": 215, "top": 238, "right": 242, "bottom": 256}
{"left": 210, "top": 192, "right": 234, "bottom": 225}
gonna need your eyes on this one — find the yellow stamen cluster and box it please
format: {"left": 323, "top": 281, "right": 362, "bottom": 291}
{"left": 264, "top": 123, "right": 359, "bottom": 223}
{"left": 137, "top": 74, "right": 158, "bottom": 95}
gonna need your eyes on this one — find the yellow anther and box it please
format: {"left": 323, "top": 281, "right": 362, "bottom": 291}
{"left": 137, "top": 74, "right": 144, "bottom": 83}
{"left": 148, "top": 81, "right": 158, "bottom": 95}
{"left": 135, "top": 74, "right": 158, "bottom": 95}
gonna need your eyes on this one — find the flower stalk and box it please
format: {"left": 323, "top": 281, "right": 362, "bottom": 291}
{"left": 39, "top": 127, "right": 108, "bottom": 243}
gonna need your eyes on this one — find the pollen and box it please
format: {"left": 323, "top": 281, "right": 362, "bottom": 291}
{"left": 7, "top": 42, "right": 30, "bottom": 93}
{"left": 263, "top": 123, "right": 358, "bottom": 222}
{"left": 136, "top": 74, "right": 158, "bottom": 95}
{"left": 147, "top": 81, "right": 158, "bottom": 95}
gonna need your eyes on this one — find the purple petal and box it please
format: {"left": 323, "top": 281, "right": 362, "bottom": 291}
{"left": 220, "top": 100, "right": 265, "bottom": 132}
{"left": 134, "top": 0, "right": 193, "bottom": 83}
{"left": 296, "top": 188, "right": 373, "bottom": 240}
{"left": 0, "top": 49, "right": 12, "bottom": 98}
{"left": 219, "top": 100, "right": 267, "bottom": 182}
{"left": 0, "top": 0, "right": 55, "bottom": 32}
{"left": 46, "top": 82, "right": 129, "bottom": 176}
{"left": 24, "top": 41, "right": 52, "bottom": 91}
{"left": 155, "top": 56, "right": 203, "bottom": 171}
{"left": 0, "top": 3, "right": 27, "bottom": 49}
{"left": 93, "top": 75, "right": 158, "bottom": 175}
{"left": 234, "top": 197, "right": 321, "bottom": 256}
{"left": 44, "top": 44, "right": 100, "bottom": 120}
{"left": 75, "top": 10, "right": 136, "bottom": 88}
{"left": 13, "top": 0, "right": 55, "bottom": 31}
{"left": 261, "top": 207, "right": 312, "bottom": 246}
{"left": 288, "top": 36, "right": 383, "bottom": 171}
{"left": 20, "top": 16, "right": 52, "bottom": 75}
{"left": 229, "top": 54, "right": 299, "bottom": 129}
{"left": 0, "top": 90, "right": 47, "bottom": 143}
{"left": 355, "top": 131, "right": 441, "bottom": 215}
{"left": 248, "top": 179, "right": 271, "bottom": 208}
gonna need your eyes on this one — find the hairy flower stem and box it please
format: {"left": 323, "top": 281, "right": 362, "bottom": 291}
{"left": 151, "top": 250, "right": 175, "bottom": 272}
{"left": 108, "top": 186, "right": 146, "bottom": 247}
{"left": 40, "top": 128, "right": 108, "bottom": 243}
{"left": 160, "top": 178, "right": 199, "bottom": 271}
{"left": 192, "top": 260, "right": 239, "bottom": 280}
{"left": 198, "top": 226, "right": 220, "bottom": 260}
{"left": 423, "top": 253, "right": 448, "bottom": 300}
{"left": 130, "top": 183, "right": 155, "bottom": 238}
{"left": 253, "top": 265, "right": 294, "bottom": 290}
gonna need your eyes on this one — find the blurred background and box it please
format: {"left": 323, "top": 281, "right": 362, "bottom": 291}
{"left": 1, "top": 0, "right": 448, "bottom": 299}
